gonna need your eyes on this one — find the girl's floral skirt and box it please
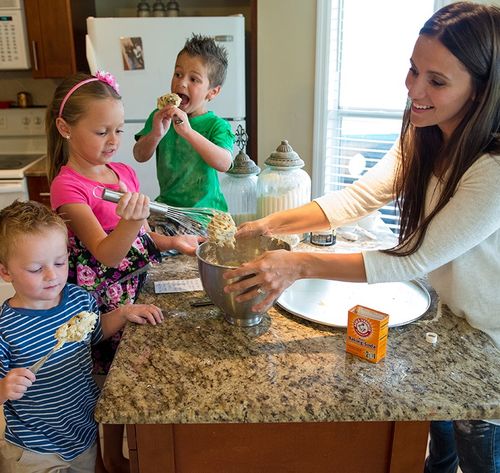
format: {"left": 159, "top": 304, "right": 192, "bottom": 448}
{"left": 68, "top": 230, "right": 161, "bottom": 374}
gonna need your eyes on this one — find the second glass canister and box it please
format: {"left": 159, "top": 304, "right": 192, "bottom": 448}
{"left": 256, "top": 140, "right": 311, "bottom": 218}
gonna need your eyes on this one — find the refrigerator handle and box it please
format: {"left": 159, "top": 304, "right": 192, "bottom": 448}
{"left": 86, "top": 35, "right": 97, "bottom": 75}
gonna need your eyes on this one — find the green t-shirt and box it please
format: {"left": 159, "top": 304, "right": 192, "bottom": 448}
{"left": 135, "top": 111, "right": 235, "bottom": 211}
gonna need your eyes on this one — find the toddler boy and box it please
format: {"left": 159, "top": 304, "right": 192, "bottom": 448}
{"left": 0, "top": 200, "right": 162, "bottom": 472}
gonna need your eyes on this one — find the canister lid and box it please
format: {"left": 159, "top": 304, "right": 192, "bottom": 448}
{"left": 264, "top": 140, "right": 305, "bottom": 168}
{"left": 227, "top": 150, "right": 261, "bottom": 175}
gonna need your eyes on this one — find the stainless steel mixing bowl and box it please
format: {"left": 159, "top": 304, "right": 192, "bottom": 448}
{"left": 196, "top": 236, "right": 291, "bottom": 326}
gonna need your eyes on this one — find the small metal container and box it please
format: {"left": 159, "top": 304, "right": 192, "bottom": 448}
{"left": 310, "top": 229, "right": 336, "bottom": 246}
{"left": 17, "top": 91, "right": 32, "bottom": 108}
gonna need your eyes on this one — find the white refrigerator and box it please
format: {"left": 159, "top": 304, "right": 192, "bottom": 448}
{"left": 86, "top": 16, "right": 246, "bottom": 198}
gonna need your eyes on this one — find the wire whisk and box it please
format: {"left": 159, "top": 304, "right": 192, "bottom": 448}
{"left": 95, "top": 187, "right": 221, "bottom": 236}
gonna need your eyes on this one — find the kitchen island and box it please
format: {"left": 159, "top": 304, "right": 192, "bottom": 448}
{"left": 95, "top": 247, "right": 500, "bottom": 473}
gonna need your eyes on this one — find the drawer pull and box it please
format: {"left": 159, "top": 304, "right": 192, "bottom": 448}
{"left": 31, "top": 41, "right": 39, "bottom": 71}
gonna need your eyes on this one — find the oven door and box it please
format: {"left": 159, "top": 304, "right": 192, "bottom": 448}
{"left": 0, "top": 179, "right": 28, "bottom": 208}
{"left": 0, "top": 180, "right": 25, "bottom": 303}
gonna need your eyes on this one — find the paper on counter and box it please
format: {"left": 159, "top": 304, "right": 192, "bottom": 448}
{"left": 154, "top": 278, "right": 203, "bottom": 294}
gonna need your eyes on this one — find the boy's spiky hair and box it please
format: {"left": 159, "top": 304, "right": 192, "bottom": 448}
{"left": 179, "top": 34, "right": 229, "bottom": 88}
{"left": 0, "top": 200, "right": 67, "bottom": 265}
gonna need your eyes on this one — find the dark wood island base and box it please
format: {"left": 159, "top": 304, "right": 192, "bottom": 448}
{"left": 126, "top": 421, "right": 429, "bottom": 473}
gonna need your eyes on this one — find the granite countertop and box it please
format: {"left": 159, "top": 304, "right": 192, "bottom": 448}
{"left": 95, "top": 233, "right": 500, "bottom": 425}
{"left": 24, "top": 156, "right": 47, "bottom": 176}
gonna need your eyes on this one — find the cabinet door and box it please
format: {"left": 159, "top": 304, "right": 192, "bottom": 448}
{"left": 25, "top": 0, "right": 77, "bottom": 78}
{"left": 26, "top": 175, "right": 51, "bottom": 207}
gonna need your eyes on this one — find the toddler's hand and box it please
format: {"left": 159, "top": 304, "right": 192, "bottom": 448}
{"left": 116, "top": 191, "right": 150, "bottom": 221}
{"left": 123, "top": 304, "right": 164, "bottom": 326}
{"left": 0, "top": 368, "right": 36, "bottom": 401}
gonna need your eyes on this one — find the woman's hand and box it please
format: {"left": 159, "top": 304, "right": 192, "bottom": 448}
{"left": 223, "top": 250, "right": 302, "bottom": 312}
{"left": 235, "top": 217, "right": 271, "bottom": 239}
{"left": 122, "top": 304, "right": 164, "bottom": 326}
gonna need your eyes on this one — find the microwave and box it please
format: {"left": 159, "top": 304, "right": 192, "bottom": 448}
{"left": 0, "top": 0, "right": 30, "bottom": 70}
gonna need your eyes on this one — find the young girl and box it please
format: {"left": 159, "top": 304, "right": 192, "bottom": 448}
{"left": 224, "top": 3, "right": 500, "bottom": 472}
{"left": 46, "top": 71, "right": 202, "bottom": 473}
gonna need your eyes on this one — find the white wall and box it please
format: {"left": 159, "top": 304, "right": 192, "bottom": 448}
{"left": 257, "top": 0, "right": 316, "bottom": 176}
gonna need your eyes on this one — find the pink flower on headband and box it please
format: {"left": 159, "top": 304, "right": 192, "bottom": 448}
{"left": 95, "top": 70, "right": 120, "bottom": 94}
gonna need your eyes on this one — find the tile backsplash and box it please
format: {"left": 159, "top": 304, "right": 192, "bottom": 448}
{"left": 0, "top": 71, "right": 59, "bottom": 107}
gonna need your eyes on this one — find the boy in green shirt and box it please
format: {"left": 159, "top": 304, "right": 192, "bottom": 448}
{"left": 134, "top": 34, "right": 235, "bottom": 218}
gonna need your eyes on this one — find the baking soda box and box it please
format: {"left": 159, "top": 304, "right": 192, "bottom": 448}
{"left": 346, "top": 305, "right": 389, "bottom": 363}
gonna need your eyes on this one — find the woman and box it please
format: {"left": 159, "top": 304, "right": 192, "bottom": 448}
{"left": 224, "top": 3, "right": 500, "bottom": 472}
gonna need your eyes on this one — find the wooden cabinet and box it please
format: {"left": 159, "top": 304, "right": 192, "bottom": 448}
{"left": 26, "top": 175, "right": 50, "bottom": 207}
{"left": 126, "top": 422, "right": 429, "bottom": 473}
{"left": 24, "top": 0, "right": 96, "bottom": 78}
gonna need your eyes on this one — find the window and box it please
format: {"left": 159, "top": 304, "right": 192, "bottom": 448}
{"left": 313, "top": 0, "right": 440, "bottom": 232}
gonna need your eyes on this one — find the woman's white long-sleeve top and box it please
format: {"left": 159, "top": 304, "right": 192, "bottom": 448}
{"left": 315, "top": 145, "right": 500, "bottom": 349}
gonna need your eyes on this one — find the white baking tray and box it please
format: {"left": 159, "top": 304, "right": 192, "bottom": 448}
{"left": 276, "top": 279, "right": 430, "bottom": 328}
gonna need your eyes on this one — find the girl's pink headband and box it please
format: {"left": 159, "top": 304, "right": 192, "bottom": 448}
{"left": 58, "top": 71, "right": 120, "bottom": 118}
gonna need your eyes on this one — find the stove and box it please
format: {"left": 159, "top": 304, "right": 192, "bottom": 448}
{"left": 0, "top": 108, "right": 47, "bottom": 200}
{"left": 0, "top": 153, "right": 44, "bottom": 178}
{"left": 0, "top": 108, "right": 47, "bottom": 176}
{"left": 0, "top": 107, "right": 47, "bottom": 302}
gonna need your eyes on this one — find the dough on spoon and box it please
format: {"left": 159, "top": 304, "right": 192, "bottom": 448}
{"left": 55, "top": 311, "right": 98, "bottom": 344}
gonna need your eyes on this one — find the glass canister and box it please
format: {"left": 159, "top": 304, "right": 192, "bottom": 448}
{"left": 220, "top": 150, "right": 261, "bottom": 226}
{"left": 136, "top": 1, "right": 151, "bottom": 16}
{"left": 256, "top": 140, "right": 311, "bottom": 219}
{"left": 152, "top": 1, "right": 166, "bottom": 16}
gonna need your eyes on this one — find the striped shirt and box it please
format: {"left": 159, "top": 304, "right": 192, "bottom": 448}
{"left": 0, "top": 284, "right": 104, "bottom": 461}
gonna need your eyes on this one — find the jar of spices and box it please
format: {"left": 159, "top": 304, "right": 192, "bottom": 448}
{"left": 166, "top": 0, "right": 180, "bottom": 16}
{"left": 137, "top": 1, "right": 151, "bottom": 16}
{"left": 310, "top": 229, "right": 336, "bottom": 246}
{"left": 152, "top": 1, "right": 166, "bottom": 16}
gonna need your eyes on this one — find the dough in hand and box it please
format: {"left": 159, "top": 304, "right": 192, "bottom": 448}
{"left": 157, "top": 92, "right": 181, "bottom": 109}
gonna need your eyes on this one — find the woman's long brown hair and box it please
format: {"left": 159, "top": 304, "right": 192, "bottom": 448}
{"left": 385, "top": 2, "right": 500, "bottom": 257}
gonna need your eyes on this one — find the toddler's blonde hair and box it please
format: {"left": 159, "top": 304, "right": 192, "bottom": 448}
{"left": 0, "top": 200, "right": 67, "bottom": 266}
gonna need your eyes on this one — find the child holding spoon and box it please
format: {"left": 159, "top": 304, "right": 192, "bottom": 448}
{"left": 0, "top": 200, "right": 163, "bottom": 473}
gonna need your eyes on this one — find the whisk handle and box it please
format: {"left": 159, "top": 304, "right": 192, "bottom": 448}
{"left": 100, "top": 188, "right": 170, "bottom": 216}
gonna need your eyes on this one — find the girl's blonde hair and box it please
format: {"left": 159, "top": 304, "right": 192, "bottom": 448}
{"left": 46, "top": 73, "right": 121, "bottom": 184}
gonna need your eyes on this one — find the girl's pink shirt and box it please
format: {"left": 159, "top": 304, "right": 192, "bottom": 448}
{"left": 50, "top": 162, "right": 140, "bottom": 235}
